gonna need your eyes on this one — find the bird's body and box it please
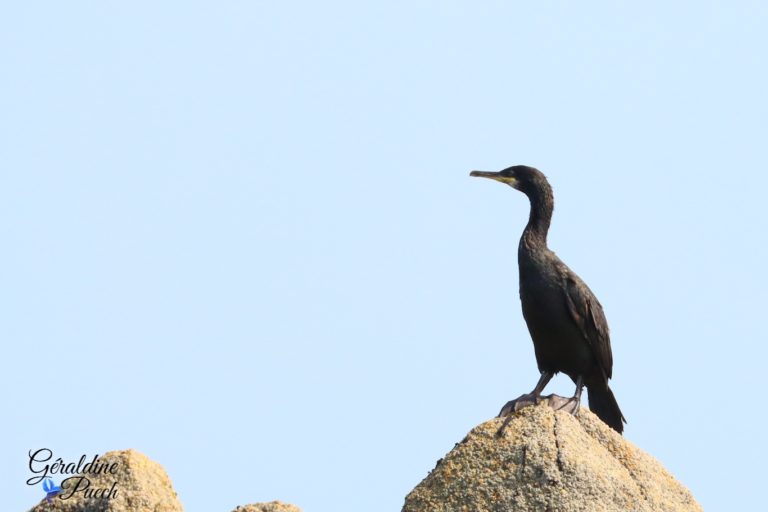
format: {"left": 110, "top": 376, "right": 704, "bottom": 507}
{"left": 471, "top": 165, "right": 625, "bottom": 433}
{"left": 519, "top": 252, "right": 600, "bottom": 381}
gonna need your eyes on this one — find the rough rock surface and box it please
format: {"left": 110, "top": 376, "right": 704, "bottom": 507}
{"left": 232, "top": 502, "right": 302, "bottom": 512}
{"left": 403, "top": 401, "right": 701, "bottom": 512}
{"left": 28, "top": 449, "right": 183, "bottom": 512}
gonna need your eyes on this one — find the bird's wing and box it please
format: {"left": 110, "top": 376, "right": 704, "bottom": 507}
{"left": 562, "top": 272, "right": 613, "bottom": 379}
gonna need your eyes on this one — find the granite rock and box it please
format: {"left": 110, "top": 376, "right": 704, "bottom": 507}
{"left": 231, "top": 501, "right": 302, "bottom": 512}
{"left": 403, "top": 401, "right": 701, "bottom": 512}
{"left": 27, "top": 449, "right": 183, "bottom": 512}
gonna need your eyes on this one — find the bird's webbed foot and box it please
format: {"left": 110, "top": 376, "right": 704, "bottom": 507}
{"left": 496, "top": 392, "right": 544, "bottom": 436}
{"left": 554, "top": 375, "right": 584, "bottom": 416}
{"left": 553, "top": 394, "right": 580, "bottom": 415}
{"left": 497, "top": 392, "right": 543, "bottom": 418}
{"left": 496, "top": 371, "right": 555, "bottom": 436}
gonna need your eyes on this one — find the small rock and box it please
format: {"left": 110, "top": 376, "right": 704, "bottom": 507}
{"left": 27, "top": 449, "right": 183, "bottom": 512}
{"left": 232, "top": 502, "right": 302, "bottom": 512}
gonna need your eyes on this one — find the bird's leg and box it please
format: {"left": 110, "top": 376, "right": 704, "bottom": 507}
{"left": 530, "top": 370, "right": 554, "bottom": 403}
{"left": 499, "top": 370, "right": 554, "bottom": 414}
{"left": 497, "top": 371, "right": 554, "bottom": 434}
{"left": 556, "top": 375, "right": 584, "bottom": 415}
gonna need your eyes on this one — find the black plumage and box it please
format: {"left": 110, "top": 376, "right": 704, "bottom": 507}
{"left": 470, "top": 165, "right": 626, "bottom": 433}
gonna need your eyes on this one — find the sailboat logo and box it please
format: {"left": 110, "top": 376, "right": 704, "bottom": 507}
{"left": 42, "top": 477, "right": 61, "bottom": 503}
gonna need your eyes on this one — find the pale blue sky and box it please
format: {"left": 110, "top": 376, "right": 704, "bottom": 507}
{"left": 2, "top": 2, "right": 766, "bottom": 511}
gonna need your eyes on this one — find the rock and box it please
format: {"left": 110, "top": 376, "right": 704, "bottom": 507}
{"left": 27, "top": 449, "right": 183, "bottom": 512}
{"left": 403, "top": 401, "right": 701, "bottom": 512}
{"left": 231, "top": 502, "right": 302, "bottom": 512}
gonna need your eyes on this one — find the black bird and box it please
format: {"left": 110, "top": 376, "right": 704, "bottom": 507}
{"left": 470, "top": 165, "right": 626, "bottom": 433}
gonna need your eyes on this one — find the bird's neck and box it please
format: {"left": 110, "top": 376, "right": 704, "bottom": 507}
{"left": 521, "top": 186, "right": 554, "bottom": 250}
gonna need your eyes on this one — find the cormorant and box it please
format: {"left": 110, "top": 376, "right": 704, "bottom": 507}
{"left": 470, "top": 165, "right": 626, "bottom": 434}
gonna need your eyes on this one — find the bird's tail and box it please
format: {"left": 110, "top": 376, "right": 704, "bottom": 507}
{"left": 587, "top": 383, "right": 626, "bottom": 434}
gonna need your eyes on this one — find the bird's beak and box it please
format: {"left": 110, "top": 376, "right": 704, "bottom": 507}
{"left": 470, "top": 170, "right": 518, "bottom": 187}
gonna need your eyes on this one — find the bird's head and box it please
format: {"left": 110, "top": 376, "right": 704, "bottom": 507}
{"left": 469, "top": 165, "right": 548, "bottom": 196}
